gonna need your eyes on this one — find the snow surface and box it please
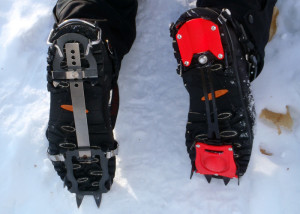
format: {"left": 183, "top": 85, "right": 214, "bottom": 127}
{"left": 0, "top": 0, "right": 300, "bottom": 213}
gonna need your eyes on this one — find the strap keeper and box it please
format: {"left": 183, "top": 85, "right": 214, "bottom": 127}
{"left": 105, "top": 147, "right": 119, "bottom": 159}
{"left": 47, "top": 146, "right": 119, "bottom": 162}
{"left": 48, "top": 153, "right": 65, "bottom": 162}
{"left": 51, "top": 69, "right": 98, "bottom": 80}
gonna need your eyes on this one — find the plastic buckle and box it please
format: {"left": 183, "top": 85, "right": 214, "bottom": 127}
{"left": 195, "top": 142, "right": 237, "bottom": 178}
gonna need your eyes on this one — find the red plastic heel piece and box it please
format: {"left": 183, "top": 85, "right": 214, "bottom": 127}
{"left": 195, "top": 143, "right": 237, "bottom": 178}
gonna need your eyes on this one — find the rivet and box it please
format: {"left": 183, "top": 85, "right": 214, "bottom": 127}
{"left": 228, "top": 148, "right": 233, "bottom": 151}
{"left": 184, "top": 61, "right": 190, "bottom": 66}
{"left": 177, "top": 34, "right": 182, "bottom": 39}
{"left": 196, "top": 145, "right": 200, "bottom": 148}
{"left": 218, "top": 54, "right": 223, "bottom": 59}
{"left": 211, "top": 26, "right": 216, "bottom": 31}
{"left": 223, "top": 8, "right": 231, "bottom": 16}
{"left": 234, "top": 154, "right": 240, "bottom": 158}
{"left": 248, "top": 14, "right": 254, "bottom": 24}
{"left": 198, "top": 55, "right": 208, "bottom": 64}
{"left": 72, "top": 71, "right": 79, "bottom": 78}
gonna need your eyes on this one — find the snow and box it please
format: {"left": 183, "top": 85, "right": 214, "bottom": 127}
{"left": 0, "top": 0, "right": 300, "bottom": 213}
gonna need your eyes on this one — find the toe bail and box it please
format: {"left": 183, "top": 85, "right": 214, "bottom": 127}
{"left": 195, "top": 143, "right": 237, "bottom": 178}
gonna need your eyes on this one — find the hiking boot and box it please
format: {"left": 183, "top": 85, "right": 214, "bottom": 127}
{"left": 46, "top": 19, "right": 120, "bottom": 207}
{"left": 170, "top": 8, "right": 256, "bottom": 185}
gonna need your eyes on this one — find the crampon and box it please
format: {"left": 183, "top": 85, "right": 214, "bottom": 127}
{"left": 170, "top": 8, "right": 256, "bottom": 185}
{"left": 46, "top": 19, "right": 119, "bottom": 207}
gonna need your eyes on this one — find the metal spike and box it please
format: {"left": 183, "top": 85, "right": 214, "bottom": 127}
{"left": 94, "top": 194, "right": 102, "bottom": 208}
{"left": 204, "top": 175, "right": 212, "bottom": 183}
{"left": 76, "top": 194, "right": 84, "bottom": 208}
{"left": 63, "top": 177, "right": 67, "bottom": 188}
{"left": 223, "top": 177, "right": 231, "bottom": 186}
{"left": 107, "top": 179, "right": 112, "bottom": 190}
{"left": 190, "top": 168, "right": 194, "bottom": 179}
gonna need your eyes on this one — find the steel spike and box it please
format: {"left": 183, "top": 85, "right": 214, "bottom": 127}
{"left": 223, "top": 177, "right": 231, "bottom": 186}
{"left": 190, "top": 168, "right": 194, "bottom": 180}
{"left": 76, "top": 194, "right": 84, "bottom": 208}
{"left": 94, "top": 194, "right": 102, "bottom": 208}
{"left": 63, "top": 177, "right": 67, "bottom": 188}
{"left": 107, "top": 179, "right": 112, "bottom": 190}
{"left": 204, "top": 175, "right": 212, "bottom": 183}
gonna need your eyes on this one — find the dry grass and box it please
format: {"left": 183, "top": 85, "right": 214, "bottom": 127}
{"left": 269, "top": 6, "right": 279, "bottom": 42}
{"left": 260, "top": 106, "right": 293, "bottom": 135}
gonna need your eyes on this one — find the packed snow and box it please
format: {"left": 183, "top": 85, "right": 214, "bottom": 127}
{"left": 0, "top": 0, "right": 299, "bottom": 213}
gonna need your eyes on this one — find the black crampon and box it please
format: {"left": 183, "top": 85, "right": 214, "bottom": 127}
{"left": 46, "top": 19, "right": 120, "bottom": 207}
{"left": 170, "top": 8, "right": 256, "bottom": 185}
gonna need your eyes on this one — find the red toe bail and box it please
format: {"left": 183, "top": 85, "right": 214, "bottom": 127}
{"left": 195, "top": 142, "right": 237, "bottom": 178}
{"left": 176, "top": 18, "right": 224, "bottom": 67}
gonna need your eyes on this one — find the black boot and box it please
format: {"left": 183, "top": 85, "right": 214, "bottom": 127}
{"left": 170, "top": 8, "right": 257, "bottom": 185}
{"left": 46, "top": 19, "right": 120, "bottom": 207}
